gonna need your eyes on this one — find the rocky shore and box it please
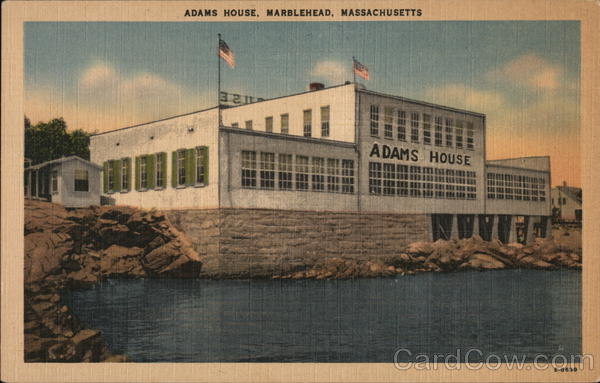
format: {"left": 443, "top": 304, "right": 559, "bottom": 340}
{"left": 24, "top": 200, "right": 202, "bottom": 362}
{"left": 23, "top": 200, "right": 581, "bottom": 362}
{"left": 272, "top": 233, "right": 581, "bottom": 280}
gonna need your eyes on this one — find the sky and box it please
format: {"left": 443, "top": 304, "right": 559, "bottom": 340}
{"left": 24, "top": 21, "right": 580, "bottom": 186}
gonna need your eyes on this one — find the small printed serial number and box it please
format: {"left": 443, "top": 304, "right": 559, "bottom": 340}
{"left": 554, "top": 367, "right": 578, "bottom": 372}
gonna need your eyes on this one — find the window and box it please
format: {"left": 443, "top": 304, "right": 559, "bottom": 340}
{"left": 497, "top": 174, "right": 505, "bottom": 200}
{"left": 74, "top": 169, "right": 89, "bottom": 192}
{"left": 486, "top": 172, "right": 544, "bottom": 202}
{"left": 434, "top": 117, "right": 443, "bottom": 146}
{"left": 295, "top": 156, "right": 309, "bottom": 190}
{"left": 265, "top": 117, "right": 273, "bottom": 133}
{"left": 466, "top": 122, "right": 474, "bottom": 150}
{"left": 195, "top": 148, "right": 206, "bottom": 185}
{"left": 327, "top": 159, "right": 340, "bottom": 192}
{"left": 538, "top": 177, "right": 546, "bottom": 202}
{"left": 241, "top": 151, "right": 257, "bottom": 188}
{"left": 231, "top": 122, "right": 239, "bottom": 129}
{"left": 368, "top": 162, "right": 382, "bottom": 195}
{"left": 245, "top": 120, "right": 253, "bottom": 130}
{"left": 121, "top": 159, "right": 130, "bottom": 191}
{"left": 154, "top": 153, "right": 165, "bottom": 188}
{"left": 455, "top": 120, "right": 464, "bottom": 149}
{"left": 259, "top": 152, "right": 275, "bottom": 189}
{"left": 383, "top": 163, "right": 396, "bottom": 195}
{"left": 445, "top": 169, "right": 455, "bottom": 199}
{"left": 423, "top": 167, "right": 434, "bottom": 198}
{"left": 321, "top": 106, "right": 330, "bottom": 137}
{"left": 278, "top": 154, "right": 293, "bottom": 190}
{"left": 140, "top": 156, "right": 148, "bottom": 189}
{"left": 370, "top": 105, "right": 379, "bottom": 137}
{"left": 311, "top": 157, "right": 325, "bottom": 191}
{"left": 423, "top": 114, "right": 432, "bottom": 145}
{"left": 280, "top": 113, "right": 289, "bottom": 134}
{"left": 505, "top": 174, "right": 513, "bottom": 200}
{"left": 51, "top": 170, "right": 58, "bottom": 194}
{"left": 341, "top": 160, "right": 354, "bottom": 194}
{"left": 107, "top": 161, "right": 115, "bottom": 192}
{"left": 177, "top": 150, "right": 186, "bottom": 186}
{"left": 435, "top": 168, "right": 445, "bottom": 198}
{"left": 445, "top": 118, "right": 453, "bottom": 147}
{"left": 397, "top": 111, "right": 406, "bottom": 141}
{"left": 456, "top": 170, "right": 466, "bottom": 199}
{"left": 398, "top": 165, "right": 409, "bottom": 196}
{"left": 410, "top": 112, "right": 420, "bottom": 143}
{"left": 409, "top": 166, "right": 421, "bottom": 197}
{"left": 384, "top": 107, "right": 393, "bottom": 139}
{"left": 303, "top": 110, "right": 312, "bottom": 137}
{"left": 467, "top": 171, "right": 477, "bottom": 199}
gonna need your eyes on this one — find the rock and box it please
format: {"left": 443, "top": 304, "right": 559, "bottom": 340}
{"left": 523, "top": 247, "right": 535, "bottom": 255}
{"left": 462, "top": 253, "right": 506, "bottom": 270}
{"left": 405, "top": 241, "right": 433, "bottom": 255}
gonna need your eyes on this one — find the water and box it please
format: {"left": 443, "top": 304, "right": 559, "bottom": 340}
{"left": 62, "top": 270, "right": 581, "bottom": 363}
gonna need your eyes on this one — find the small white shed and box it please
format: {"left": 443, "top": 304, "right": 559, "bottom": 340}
{"left": 24, "top": 156, "right": 101, "bottom": 208}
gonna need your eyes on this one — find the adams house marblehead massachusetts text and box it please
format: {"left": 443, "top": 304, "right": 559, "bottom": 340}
{"left": 90, "top": 82, "right": 552, "bottom": 259}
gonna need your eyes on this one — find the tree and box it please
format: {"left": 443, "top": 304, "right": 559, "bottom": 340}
{"left": 24, "top": 116, "right": 93, "bottom": 165}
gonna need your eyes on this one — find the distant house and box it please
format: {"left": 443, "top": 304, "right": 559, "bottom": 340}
{"left": 24, "top": 156, "right": 101, "bottom": 208}
{"left": 551, "top": 183, "right": 582, "bottom": 222}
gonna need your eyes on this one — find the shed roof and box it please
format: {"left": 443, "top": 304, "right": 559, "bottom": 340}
{"left": 25, "top": 156, "right": 102, "bottom": 171}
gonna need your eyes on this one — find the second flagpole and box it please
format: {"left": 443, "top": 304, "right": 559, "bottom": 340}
{"left": 217, "top": 33, "right": 222, "bottom": 127}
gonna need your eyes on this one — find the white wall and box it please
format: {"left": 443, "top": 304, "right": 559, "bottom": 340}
{"left": 219, "top": 129, "right": 359, "bottom": 212}
{"left": 485, "top": 162, "right": 551, "bottom": 216}
{"left": 90, "top": 109, "right": 220, "bottom": 209}
{"left": 357, "top": 91, "right": 487, "bottom": 214}
{"left": 55, "top": 160, "right": 101, "bottom": 208}
{"left": 222, "top": 84, "right": 356, "bottom": 143}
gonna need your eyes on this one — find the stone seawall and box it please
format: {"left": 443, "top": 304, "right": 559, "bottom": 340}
{"left": 166, "top": 209, "right": 430, "bottom": 278}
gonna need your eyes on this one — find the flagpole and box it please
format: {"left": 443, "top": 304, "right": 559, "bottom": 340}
{"left": 218, "top": 33, "right": 222, "bottom": 127}
{"left": 352, "top": 56, "right": 356, "bottom": 83}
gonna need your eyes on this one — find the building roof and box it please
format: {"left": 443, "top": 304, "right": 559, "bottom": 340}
{"left": 555, "top": 185, "right": 582, "bottom": 205}
{"left": 357, "top": 88, "right": 486, "bottom": 118}
{"left": 25, "top": 156, "right": 102, "bottom": 171}
{"left": 91, "top": 82, "right": 486, "bottom": 137}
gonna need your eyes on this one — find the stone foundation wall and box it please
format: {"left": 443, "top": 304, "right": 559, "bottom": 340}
{"left": 166, "top": 209, "right": 430, "bottom": 278}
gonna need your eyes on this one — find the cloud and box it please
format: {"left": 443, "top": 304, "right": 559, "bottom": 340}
{"left": 486, "top": 54, "right": 563, "bottom": 91}
{"left": 421, "top": 79, "right": 580, "bottom": 186}
{"left": 423, "top": 84, "right": 506, "bottom": 114}
{"left": 79, "top": 62, "right": 119, "bottom": 89}
{"left": 309, "top": 60, "right": 347, "bottom": 84}
{"left": 25, "top": 62, "right": 211, "bottom": 133}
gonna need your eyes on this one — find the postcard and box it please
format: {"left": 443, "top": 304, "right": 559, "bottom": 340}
{"left": 2, "top": 1, "right": 599, "bottom": 382}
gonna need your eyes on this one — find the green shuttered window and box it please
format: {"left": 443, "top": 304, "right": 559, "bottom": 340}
{"left": 171, "top": 147, "right": 209, "bottom": 188}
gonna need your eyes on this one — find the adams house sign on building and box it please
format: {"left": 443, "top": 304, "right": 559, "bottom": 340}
{"left": 90, "top": 82, "right": 552, "bottom": 252}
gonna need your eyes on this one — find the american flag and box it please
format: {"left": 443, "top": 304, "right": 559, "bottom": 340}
{"left": 353, "top": 58, "right": 369, "bottom": 80}
{"left": 219, "top": 39, "right": 235, "bottom": 68}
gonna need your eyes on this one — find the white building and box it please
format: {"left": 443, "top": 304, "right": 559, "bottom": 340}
{"left": 24, "top": 156, "right": 101, "bottom": 208}
{"left": 90, "top": 83, "right": 551, "bottom": 246}
{"left": 551, "top": 183, "right": 582, "bottom": 222}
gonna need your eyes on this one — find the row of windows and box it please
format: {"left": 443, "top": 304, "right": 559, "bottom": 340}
{"left": 368, "top": 162, "right": 477, "bottom": 200}
{"left": 370, "top": 105, "right": 475, "bottom": 150}
{"left": 103, "top": 147, "right": 208, "bottom": 193}
{"left": 231, "top": 106, "right": 331, "bottom": 138}
{"left": 486, "top": 172, "right": 546, "bottom": 202}
{"left": 241, "top": 150, "right": 355, "bottom": 193}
